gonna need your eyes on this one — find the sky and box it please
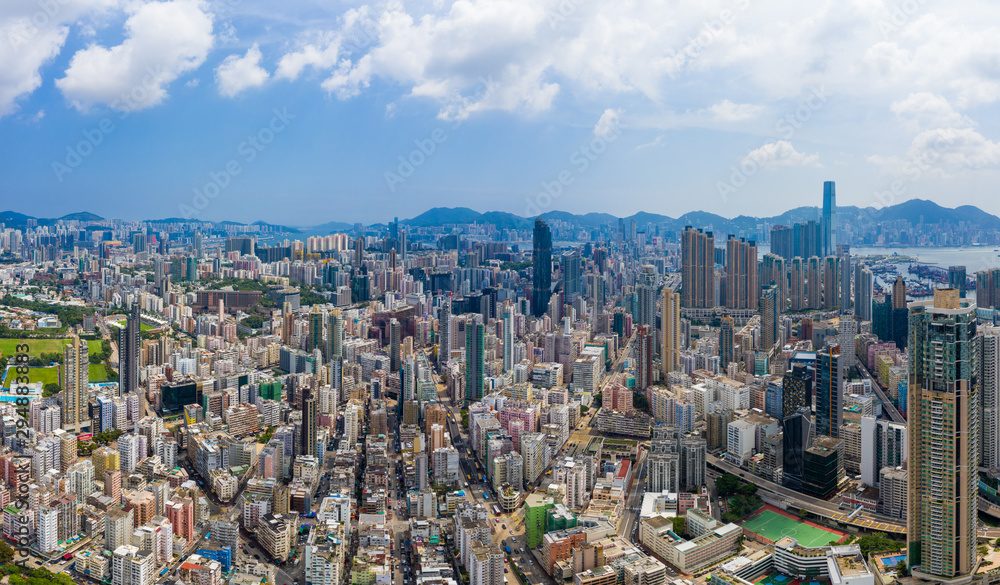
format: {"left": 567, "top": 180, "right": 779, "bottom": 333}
{"left": 1, "top": 0, "right": 1000, "bottom": 226}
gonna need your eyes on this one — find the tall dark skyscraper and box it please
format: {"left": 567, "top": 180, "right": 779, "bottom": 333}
{"left": 118, "top": 303, "right": 141, "bottom": 401}
{"left": 781, "top": 364, "right": 813, "bottom": 419}
{"left": 760, "top": 283, "right": 779, "bottom": 351}
{"left": 532, "top": 218, "right": 552, "bottom": 317}
{"left": 822, "top": 180, "right": 836, "bottom": 256}
{"left": 816, "top": 344, "right": 841, "bottom": 439}
{"left": 302, "top": 388, "right": 317, "bottom": 457}
{"left": 389, "top": 318, "right": 401, "bottom": 373}
{"left": 949, "top": 265, "right": 967, "bottom": 298}
{"left": 719, "top": 316, "right": 734, "bottom": 370}
{"left": 782, "top": 406, "right": 813, "bottom": 492}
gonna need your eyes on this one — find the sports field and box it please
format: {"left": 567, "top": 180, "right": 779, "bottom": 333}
{"left": 0, "top": 338, "right": 103, "bottom": 359}
{"left": 740, "top": 509, "right": 843, "bottom": 547}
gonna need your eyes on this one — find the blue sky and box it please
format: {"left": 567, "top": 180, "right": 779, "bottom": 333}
{"left": 2, "top": 0, "right": 1000, "bottom": 226}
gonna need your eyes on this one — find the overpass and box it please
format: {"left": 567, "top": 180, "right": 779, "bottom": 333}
{"left": 707, "top": 454, "right": 905, "bottom": 534}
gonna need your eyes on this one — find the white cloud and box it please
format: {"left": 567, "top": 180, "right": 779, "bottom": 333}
{"left": 890, "top": 93, "right": 973, "bottom": 133}
{"left": 594, "top": 108, "right": 622, "bottom": 137}
{"left": 705, "top": 100, "right": 763, "bottom": 122}
{"left": 0, "top": 0, "right": 119, "bottom": 118}
{"left": 216, "top": 43, "right": 269, "bottom": 97}
{"left": 743, "top": 141, "right": 821, "bottom": 170}
{"left": 872, "top": 93, "right": 1000, "bottom": 175}
{"left": 56, "top": 0, "right": 214, "bottom": 112}
{"left": 636, "top": 135, "right": 666, "bottom": 150}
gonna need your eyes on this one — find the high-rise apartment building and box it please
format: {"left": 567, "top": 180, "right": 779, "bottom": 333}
{"left": 660, "top": 287, "right": 680, "bottom": 375}
{"left": 681, "top": 227, "right": 715, "bottom": 309}
{"left": 760, "top": 284, "right": 779, "bottom": 352}
{"left": 465, "top": 315, "right": 485, "bottom": 401}
{"left": 725, "top": 235, "right": 758, "bottom": 310}
{"left": 719, "top": 316, "right": 734, "bottom": 370}
{"left": 62, "top": 335, "right": 89, "bottom": 432}
{"left": 907, "top": 289, "right": 978, "bottom": 583}
{"left": 636, "top": 265, "right": 658, "bottom": 329}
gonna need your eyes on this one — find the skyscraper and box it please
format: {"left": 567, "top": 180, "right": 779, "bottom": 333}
{"left": 660, "top": 287, "right": 680, "bottom": 375}
{"left": 502, "top": 307, "right": 515, "bottom": 373}
{"left": 806, "top": 256, "right": 822, "bottom": 309}
{"left": 308, "top": 306, "right": 325, "bottom": 360}
{"left": 823, "top": 256, "right": 840, "bottom": 310}
{"left": 119, "top": 303, "right": 141, "bottom": 403}
{"left": 782, "top": 406, "right": 813, "bottom": 492}
{"left": 981, "top": 326, "right": 1000, "bottom": 470}
{"left": 636, "top": 326, "right": 655, "bottom": 390}
{"left": 789, "top": 257, "right": 805, "bottom": 311}
{"left": 760, "top": 283, "right": 779, "bottom": 352}
{"left": 816, "top": 344, "right": 841, "bottom": 439}
{"left": 302, "top": 389, "right": 317, "bottom": 458}
{"left": 532, "top": 218, "right": 552, "bottom": 317}
{"left": 856, "top": 265, "right": 873, "bottom": 321}
{"left": 62, "top": 335, "right": 89, "bottom": 432}
{"left": 328, "top": 309, "right": 343, "bottom": 361}
{"left": 726, "top": 235, "right": 758, "bottom": 310}
{"left": 719, "top": 316, "right": 735, "bottom": 370}
{"left": 907, "top": 289, "right": 979, "bottom": 582}
{"left": 681, "top": 227, "right": 715, "bottom": 309}
{"left": 839, "top": 246, "right": 851, "bottom": 313}
{"left": 781, "top": 364, "right": 812, "bottom": 419}
{"left": 761, "top": 254, "right": 786, "bottom": 311}
{"left": 949, "top": 265, "right": 967, "bottom": 298}
{"left": 892, "top": 275, "right": 907, "bottom": 310}
{"left": 563, "top": 250, "right": 582, "bottom": 299}
{"left": 822, "top": 180, "right": 836, "bottom": 256}
{"left": 636, "top": 265, "right": 658, "bottom": 329}
{"left": 465, "top": 315, "right": 485, "bottom": 401}
{"left": 389, "top": 318, "right": 402, "bottom": 373}
{"left": 438, "top": 298, "right": 452, "bottom": 366}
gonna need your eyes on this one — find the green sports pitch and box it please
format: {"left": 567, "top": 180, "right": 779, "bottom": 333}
{"left": 740, "top": 509, "right": 842, "bottom": 548}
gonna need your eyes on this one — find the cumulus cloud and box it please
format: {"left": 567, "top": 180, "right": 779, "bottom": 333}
{"left": 0, "top": 0, "right": 119, "bottom": 118}
{"left": 743, "top": 141, "right": 821, "bottom": 170}
{"left": 216, "top": 43, "right": 269, "bottom": 97}
{"left": 56, "top": 0, "right": 214, "bottom": 112}
{"left": 871, "top": 93, "right": 1000, "bottom": 175}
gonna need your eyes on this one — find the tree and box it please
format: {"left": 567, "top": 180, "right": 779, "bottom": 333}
{"left": 42, "top": 383, "right": 60, "bottom": 398}
{"left": 0, "top": 541, "right": 13, "bottom": 564}
{"left": 715, "top": 473, "right": 742, "bottom": 497}
{"left": 856, "top": 532, "right": 903, "bottom": 557}
{"left": 670, "top": 516, "right": 686, "bottom": 537}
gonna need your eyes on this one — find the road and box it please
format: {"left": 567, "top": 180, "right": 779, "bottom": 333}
{"left": 856, "top": 360, "right": 905, "bottom": 423}
{"left": 617, "top": 448, "right": 648, "bottom": 543}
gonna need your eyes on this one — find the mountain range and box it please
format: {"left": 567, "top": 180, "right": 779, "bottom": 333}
{"left": 3, "top": 198, "right": 998, "bottom": 236}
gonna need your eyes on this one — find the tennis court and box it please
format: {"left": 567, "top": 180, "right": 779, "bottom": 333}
{"left": 740, "top": 509, "right": 842, "bottom": 548}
